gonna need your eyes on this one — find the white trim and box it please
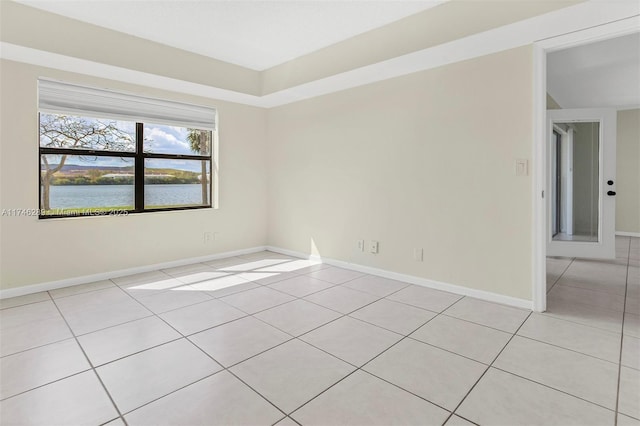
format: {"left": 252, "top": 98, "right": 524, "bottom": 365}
{"left": 0, "top": 246, "right": 267, "bottom": 299}
{"left": 532, "top": 44, "right": 547, "bottom": 313}
{"left": 0, "top": 43, "right": 267, "bottom": 108}
{"left": 616, "top": 231, "right": 640, "bottom": 238}
{"left": 564, "top": 128, "right": 574, "bottom": 235}
{"left": 532, "top": 15, "right": 639, "bottom": 313}
{"left": 536, "top": 14, "right": 640, "bottom": 53}
{"left": 1, "top": 1, "right": 638, "bottom": 108}
{"left": 267, "top": 246, "right": 532, "bottom": 310}
{"left": 261, "top": 2, "right": 639, "bottom": 108}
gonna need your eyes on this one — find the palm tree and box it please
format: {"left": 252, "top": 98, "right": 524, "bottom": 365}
{"left": 186, "top": 129, "right": 211, "bottom": 205}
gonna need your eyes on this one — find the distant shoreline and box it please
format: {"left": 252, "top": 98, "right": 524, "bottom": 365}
{"left": 44, "top": 167, "right": 207, "bottom": 186}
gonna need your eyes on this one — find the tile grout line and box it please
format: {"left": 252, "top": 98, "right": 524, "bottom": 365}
{"left": 232, "top": 282, "right": 453, "bottom": 419}
{"left": 555, "top": 275, "right": 629, "bottom": 297}
{"left": 0, "top": 335, "right": 79, "bottom": 360}
{"left": 185, "top": 280, "right": 341, "bottom": 339}
{"left": 2, "top": 262, "right": 459, "bottom": 419}
{"left": 438, "top": 310, "right": 525, "bottom": 334}
{"left": 290, "top": 281, "right": 426, "bottom": 341}
{"left": 6, "top": 248, "right": 639, "bottom": 424}
{"left": 237, "top": 280, "right": 409, "bottom": 358}
{"left": 8, "top": 251, "right": 615, "bottom": 425}
{"left": 106, "top": 320, "right": 297, "bottom": 420}
{"left": 286, "top": 300, "right": 451, "bottom": 420}
{"left": 157, "top": 261, "right": 369, "bottom": 319}
{"left": 614, "top": 237, "right": 632, "bottom": 426}
{"left": 548, "top": 283, "right": 629, "bottom": 313}
{"left": 1, "top": 257, "right": 384, "bottom": 419}
{"left": 285, "top": 291, "right": 472, "bottom": 418}
{"left": 514, "top": 332, "right": 623, "bottom": 366}
{"left": 541, "top": 309, "right": 623, "bottom": 335}
{"left": 0, "top": 368, "right": 92, "bottom": 403}
{"left": 2, "top": 255, "right": 512, "bottom": 418}
{"left": 547, "top": 257, "right": 575, "bottom": 294}
{"left": 488, "top": 365, "right": 620, "bottom": 414}
{"left": 108, "top": 256, "right": 303, "bottom": 307}
{"left": 440, "top": 310, "right": 534, "bottom": 425}
{"left": 214, "top": 271, "right": 411, "bottom": 342}
{"left": 0, "top": 283, "right": 112, "bottom": 310}
{"left": 289, "top": 298, "right": 485, "bottom": 419}
{"left": 81, "top": 259, "right": 324, "bottom": 338}
{"left": 284, "top": 416, "right": 302, "bottom": 426}
{"left": 107, "top": 258, "right": 357, "bottom": 420}
{"left": 47, "top": 281, "right": 118, "bottom": 301}
{"left": 49, "top": 285, "right": 156, "bottom": 336}
{"left": 47, "top": 291, "right": 129, "bottom": 426}
{"left": 111, "top": 284, "right": 292, "bottom": 421}
{"left": 65, "top": 261, "right": 386, "bottom": 381}
{"left": 76, "top": 277, "right": 232, "bottom": 421}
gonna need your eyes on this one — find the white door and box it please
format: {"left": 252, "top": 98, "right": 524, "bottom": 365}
{"left": 547, "top": 108, "right": 617, "bottom": 259}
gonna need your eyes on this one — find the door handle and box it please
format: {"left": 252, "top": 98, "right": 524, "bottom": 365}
{"left": 607, "top": 191, "right": 616, "bottom": 196}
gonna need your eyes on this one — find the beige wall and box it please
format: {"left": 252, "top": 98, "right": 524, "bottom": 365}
{"left": 547, "top": 94, "right": 562, "bottom": 109}
{"left": 0, "top": 60, "right": 268, "bottom": 290}
{"left": 267, "top": 46, "right": 534, "bottom": 300}
{"left": 616, "top": 109, "right": 640, "bottom": 234}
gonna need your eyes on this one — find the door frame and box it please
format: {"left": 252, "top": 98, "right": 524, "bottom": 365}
{"left": 552, "top": 124, "right": 574, "bottom": 237}
{"left": 546, "top": 108, "right": 617, "bottom": 258}
{"left": 531, "top": 18, "right": 639, "bottom": 312}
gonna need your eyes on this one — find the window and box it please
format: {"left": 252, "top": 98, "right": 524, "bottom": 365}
{"left": 38, "top": 80, "right": 216, "bottom": 218}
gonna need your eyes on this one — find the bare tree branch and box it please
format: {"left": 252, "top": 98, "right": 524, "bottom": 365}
{"left": 39, "top": 114, "right": 135, "bottom": 210}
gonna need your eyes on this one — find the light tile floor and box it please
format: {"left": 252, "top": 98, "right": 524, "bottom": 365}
{"left": 0, "top": 237, "right": 638, "bottom": 425}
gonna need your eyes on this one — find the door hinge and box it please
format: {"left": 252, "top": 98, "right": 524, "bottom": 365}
{"left": 542, "top": 190, "right": 545, "bottom": 198}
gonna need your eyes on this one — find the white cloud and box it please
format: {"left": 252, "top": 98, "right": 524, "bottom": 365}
{"left": 143, "top": 124, "right": 192, "bottom": 155}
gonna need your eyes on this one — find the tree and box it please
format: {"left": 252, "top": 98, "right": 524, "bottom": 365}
{"left": 39, "top": 114, "right": 134, "bottom": 210}
{"left": 186, "top": 129, "right": 211, "bottom": 205}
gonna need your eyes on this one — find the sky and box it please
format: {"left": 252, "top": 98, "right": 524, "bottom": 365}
{"left": 144, "top": 124, "right": 197, "bottom": 156}
{"left": 40, "top": 115, "right": 209, "bottom": 173}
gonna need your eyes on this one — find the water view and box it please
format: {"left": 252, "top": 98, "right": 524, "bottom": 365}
{"left": 47, "top": 184, "right": 207, "bottom": 209}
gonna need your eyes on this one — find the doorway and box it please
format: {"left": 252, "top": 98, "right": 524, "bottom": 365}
{"left": 532, "top": 24, "right": 640, "bottom": 313}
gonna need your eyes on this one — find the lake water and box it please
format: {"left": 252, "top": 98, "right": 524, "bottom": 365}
{"left": 48, "top": 184, "right": 207, "bottom": 208}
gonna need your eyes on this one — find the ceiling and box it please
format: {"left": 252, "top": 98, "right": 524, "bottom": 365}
{"left": 5, "top": 0, "right": 638, "bottom": 108}
{"left": 547, "top": 32, "right": 640, "bottom": 109}
{"left": 16, "top": 0, "right": 446, "bottom": 71}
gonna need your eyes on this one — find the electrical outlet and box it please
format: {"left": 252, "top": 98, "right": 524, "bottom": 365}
{"left": 413, "top": 248, "right": 423, "bottom": 262}
{"left": 357, "top": 240, "right": 365, "bottom": 251}
{"left": 203, "top": 232, "right": 213, "bottom": 243}
{"left": 369, "top": 240, "right": 379, "bottom": 254}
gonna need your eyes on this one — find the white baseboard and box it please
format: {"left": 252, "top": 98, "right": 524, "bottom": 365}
{"left": 0, "top": 246, "right": 267, "bottom": 299}
{"left": 616, "top": 231, "right": 640, "bottom": 238}
{"left": 2, "top": 243, "right": 533, "bottom": 311}
{"left": 267, "top": 246, "right": 533, "bottom": 311}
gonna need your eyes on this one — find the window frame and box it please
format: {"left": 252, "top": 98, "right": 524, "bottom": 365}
{"left": 39, "top": 118, "right": 214, "bottom": 219}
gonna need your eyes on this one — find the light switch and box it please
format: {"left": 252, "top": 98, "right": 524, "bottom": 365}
{"left": 515, "top": 159, "right": 528, "bottom": 176}
{"left": 413, "top": 248, "right": 423, "bottom": 262}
